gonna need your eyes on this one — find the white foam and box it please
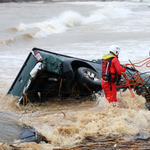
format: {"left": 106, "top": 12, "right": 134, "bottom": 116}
{"left": 15, "top": 11, "right": 84, "bottom": 39}
{"left": 14, "top": 3, "right": 131, "bottom": 39}
{"left": 87, "top": 3, "right": 131, "bottom": 23}
{"left": 60, "top": 11, "right": 84, "bottom": 27}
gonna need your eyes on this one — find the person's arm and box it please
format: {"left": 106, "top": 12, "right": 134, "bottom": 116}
{"left": 112, "top": 58, "right": 126, "bottom": 75}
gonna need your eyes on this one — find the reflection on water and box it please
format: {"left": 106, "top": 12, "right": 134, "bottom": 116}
{"left": 0, "top": 111, "right": 24, "bottom": 144}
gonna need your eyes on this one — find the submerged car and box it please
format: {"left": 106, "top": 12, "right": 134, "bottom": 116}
{"left": 7, "top": 47, "right": 150, "bottom": 105}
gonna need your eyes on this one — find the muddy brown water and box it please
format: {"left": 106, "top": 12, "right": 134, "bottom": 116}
{"left": 0, "top": 1, "right": 150, "bottom": 149}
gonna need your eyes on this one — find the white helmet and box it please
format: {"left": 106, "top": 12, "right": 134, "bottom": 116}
{"left": 109, "top": 45, "right": 120, "bottom": 56}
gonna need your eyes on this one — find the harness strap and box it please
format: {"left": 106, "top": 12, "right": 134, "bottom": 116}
{"left": 102, "top": 57, "right": 114, "bottom": 82}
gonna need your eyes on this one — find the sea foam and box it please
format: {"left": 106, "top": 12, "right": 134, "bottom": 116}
{"left": 12, "top": 2, "right": 131, "bottom": 39}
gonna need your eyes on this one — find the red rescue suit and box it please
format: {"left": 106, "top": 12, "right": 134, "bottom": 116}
{"left": 101, "top": 54, "right": 126, "bottom": 106}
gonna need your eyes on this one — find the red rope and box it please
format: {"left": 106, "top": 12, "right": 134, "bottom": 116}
{"left": 125, "top": 57, "right": 150, "bottom": 67}
{"left": 122, "top": 73, "right": 140, "bottom": 109}
{"left": 118, "top": 57, "right": 150, "bottom": 109}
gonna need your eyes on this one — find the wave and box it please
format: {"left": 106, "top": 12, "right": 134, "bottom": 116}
{"left": 11, "top": 2, "right": 131, "bottom": 39}
{"left": 0, "top": 37, "right": 14, "bottom": 45}
{"left": 88, "top": 3, "right": 131, "bottom": 22}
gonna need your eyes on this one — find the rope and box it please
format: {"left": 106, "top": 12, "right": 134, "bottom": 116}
{"left": 125, "top": 57, "right": 150, "bottom": 67}
{"left": 118, "top": 57, "right": 150, "bottom": 109}
{"left": 128, "top": 59, "right": 150, "bottom": 95}
{"left": 122, "top": 73, "right": 140, "bottom": 109}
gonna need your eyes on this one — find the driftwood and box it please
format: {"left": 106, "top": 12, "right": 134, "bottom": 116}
{"left": 61, "top": 111, "right": 66, "bottom": 118}
{"left": 1, "top": 133, "right": 150, "bottom": 150}
{"left": 0, "top": 142, "right": 5, "bottom": 147}
{"left": 52, "top": 134, "right": 150, "bottom": 150}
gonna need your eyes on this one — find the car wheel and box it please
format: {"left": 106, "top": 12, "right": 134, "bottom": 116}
{"left": 75, "top": 67, "right": 102, "bottom": 92}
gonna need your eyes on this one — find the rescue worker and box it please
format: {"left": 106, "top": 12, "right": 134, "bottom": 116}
{"left": 101, "top": 45, "right": 126, "bottom": 107}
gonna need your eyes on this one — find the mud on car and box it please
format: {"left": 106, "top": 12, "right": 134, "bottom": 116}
{"left": 7, "top": 48, "right": 150, "bottom": 106}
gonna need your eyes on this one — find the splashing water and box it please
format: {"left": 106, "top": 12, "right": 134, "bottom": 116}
{"left": 11, "top": 11, "right": 84, "bottom": 39}
{"left": 10, "top": 3, "right": 131, "bottom": 39}
{"left": 1, "top": 1, "right": 150, "bottom": 149}
{"left": 1, "top": 89, "right": 150, "bottom": 148}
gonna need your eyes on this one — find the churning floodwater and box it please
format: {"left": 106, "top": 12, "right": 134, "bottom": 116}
{"left": 0, "top": 0, "right": 150, "bottom": 149}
